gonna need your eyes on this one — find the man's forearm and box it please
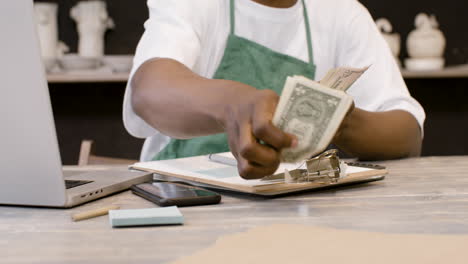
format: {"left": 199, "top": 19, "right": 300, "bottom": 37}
{"left": 130, "top": 58, "right": 295, "bottom": 179}
{"left": 131, "top": 58, "right": 255, "bottom": 139}
{"left": 334, "top": 108, "right": 422, "bottom": 160}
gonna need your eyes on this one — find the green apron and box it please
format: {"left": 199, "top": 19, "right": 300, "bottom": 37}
{"left": 154, "top": 0, "right": 316, "bottom": 160}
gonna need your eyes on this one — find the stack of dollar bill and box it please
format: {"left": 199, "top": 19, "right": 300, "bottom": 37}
{"left": 273, "top": 66, "right": 369, "bottom": 163}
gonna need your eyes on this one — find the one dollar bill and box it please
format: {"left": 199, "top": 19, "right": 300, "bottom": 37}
{"left": 273, "top": 76, "right": 355, "bottom": 163}
{"left": 320, "top": 65, "right": 370, "bottom": 91}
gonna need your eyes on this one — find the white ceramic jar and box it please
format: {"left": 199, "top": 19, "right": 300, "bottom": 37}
{"left": 407, "top": 13, "right": 446, "bottom": 59}
{"left": 33, "top": 3, "right": 68, "bottom": 71}
{"left": 70, "top": 0, "right": 114, "bottom": 58}
{"left": 376, "top": 18, "right": 401, "bottom": 59}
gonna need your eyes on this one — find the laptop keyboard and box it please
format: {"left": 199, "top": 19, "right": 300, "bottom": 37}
{"left": 65, "top": 180, "right": 93, "bottom": 189}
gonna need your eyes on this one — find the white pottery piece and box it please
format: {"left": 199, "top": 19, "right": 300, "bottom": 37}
{"left": 376, "top": 18, "right": 401, "bottom": 59}
{"left": 102, "top": 55, "right": 133, "bottom": 72}
{"left": 59, "top": 54, "right": 101, "bottom": 71}
{"left": 70, "top": 1, "right": 114, "bottom": 58}
{"left": 405, "top": 57, "right": 445, "bottom": 71}
{"left": 43, "top": 58, "right": 58, "bottom": 72}
{"left": 407, "top": 13, "right": 446, "bottom": 59}
{"left": 33, "top": 3, "right": 69, "bottom": 72}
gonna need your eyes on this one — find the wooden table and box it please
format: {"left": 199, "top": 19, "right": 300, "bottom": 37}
{"left": 1, "top": 156, "right": 468, "bottom": 263}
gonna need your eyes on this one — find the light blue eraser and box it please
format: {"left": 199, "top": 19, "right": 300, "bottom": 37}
{"left": 109, "top": 206, "right": 184, "bottom": 227}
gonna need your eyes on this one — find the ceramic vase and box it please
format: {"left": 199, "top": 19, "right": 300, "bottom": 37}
{"left": 406, "top": 13, "right": 446, "bottom": 70}
{"left": 376, "top": 18, "right": 401, "bottom": 61}
{"left": 34, "top": 3, "right": 68, "bottom": 72}
{"left": 70, "top": 0, "right": 114, "bottom": 58}
{"left": 407, "top": 13, "right": 446, "bottom": 58}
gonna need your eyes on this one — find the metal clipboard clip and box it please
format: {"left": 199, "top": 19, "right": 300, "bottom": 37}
{"left": 261, "top": 149, "right": 346, "bottom": 184}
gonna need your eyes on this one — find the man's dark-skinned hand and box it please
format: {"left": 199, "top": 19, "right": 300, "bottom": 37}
{"left": 332, "top": 103, "right": 422, "bottom": 160}
{"left": 333, "top": 101, "right": 355, "bottom": 143}
{"left": 132, "top": 58, "right": 296, "bottom": 179}
{"left": 221, "top": 89, "right": 297, "bottom": 179}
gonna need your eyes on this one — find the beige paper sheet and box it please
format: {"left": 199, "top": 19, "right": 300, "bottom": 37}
{"left": 171, "top": 224, "right": 468, "bottom": 264}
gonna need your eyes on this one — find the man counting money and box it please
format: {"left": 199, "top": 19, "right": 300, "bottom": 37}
{"left": 123, "top": 0, "right": 425, "bottom": 179}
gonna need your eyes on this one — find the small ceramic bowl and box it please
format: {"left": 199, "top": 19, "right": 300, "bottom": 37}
{"left": 59, "top": 54, "right": 101, "bottom": 71}
{"left": 102, "top": 55, "right": 133, "bottom": 73}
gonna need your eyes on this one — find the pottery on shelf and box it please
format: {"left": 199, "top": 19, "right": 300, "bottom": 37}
{"left": 59, "top": 54, "right": 101, "bottom": 71}
{"left": 33, "top": 2, "right": 68, "bottom": 72}
{"left": 376, "top": 18, "right": 401, "bottom": 62}
{"left": 102, "top": 55, "right": 133, "bottom": 73}
{"left": 405, "top": 13, "right": 446, "bottom": 71}
{"left": 70, "top": 0, "right": 114, "bottom": 59}
{"left": 405, "top": 58, "right": 445, "bottom": 71}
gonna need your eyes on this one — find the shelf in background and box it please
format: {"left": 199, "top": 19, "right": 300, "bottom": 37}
{"left": 401, "top": 64, "right": 468, "bottom": 79}
{"left": 46, "top": 64, "right": 468, "bottom": 83}
{"left": 47, "top": 54, "right": 133, "bottom": 83}
{"left": 47, "top": 71, "right": 129, "bottom": 83}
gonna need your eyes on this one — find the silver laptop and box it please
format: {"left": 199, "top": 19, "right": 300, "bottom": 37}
{"left": 0, "top": 0, "right": 152, "bottom": 208}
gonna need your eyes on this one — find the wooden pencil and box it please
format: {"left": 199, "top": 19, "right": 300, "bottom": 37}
{"left": 72, "top": 205, "right": 120, "bottom": 222}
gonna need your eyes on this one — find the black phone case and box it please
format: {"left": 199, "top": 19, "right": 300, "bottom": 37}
{"left": 130, "top": 182, "right": 221, "bottom": 207}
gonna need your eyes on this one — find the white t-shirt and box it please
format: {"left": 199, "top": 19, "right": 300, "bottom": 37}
{"left": 123, "top": 0, "right": 426, "bottom": 161}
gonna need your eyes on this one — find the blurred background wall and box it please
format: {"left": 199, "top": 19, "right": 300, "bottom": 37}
{"left": 36, "top": 0, "right": 468, "bottom": 164}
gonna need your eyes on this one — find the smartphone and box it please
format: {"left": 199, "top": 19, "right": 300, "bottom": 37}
{"left": 130, "top": 181, "right": 221, "bottom": 207}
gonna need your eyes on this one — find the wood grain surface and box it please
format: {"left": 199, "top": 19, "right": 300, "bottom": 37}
{"left": 1, "top": 156, "right": 468, "bottom": 263}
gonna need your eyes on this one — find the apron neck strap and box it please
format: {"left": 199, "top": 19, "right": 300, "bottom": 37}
{"left": 229, "top": 0, "right": 314, "bottom": 65}
{"left": 230, "top": 0, "right": 236, "bottom": 35}
{"left": 301, "top": 0, "right": 314, "bottom": 65}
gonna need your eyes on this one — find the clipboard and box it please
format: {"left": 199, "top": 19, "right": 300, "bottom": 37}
{"left": 129, "top": 152, "right": 387, "bottom": 196}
